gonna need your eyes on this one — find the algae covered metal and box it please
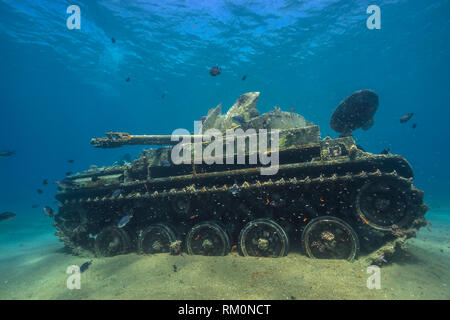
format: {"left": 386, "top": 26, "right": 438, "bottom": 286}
{"left": 53, "top": 91, "right": 428, "bottom": 263}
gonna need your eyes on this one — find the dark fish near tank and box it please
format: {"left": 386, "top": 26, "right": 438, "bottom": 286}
{"left": 31, "top": 204, "right": 39, "bottom": 209}
{"left": 400, "top": 113, "right": 414, "bottom": 123}
{"left": 67, "top": 159, "right": 74, "bottom": 163}
{"left": 209, "top": 66, "right": 221, "bottom": 76}
{"left": 80, "top": 260, "right": 93, "bottom": 273}
{"left": 330, "top": 89, "right": 379, "bottom": 135}
{"left": 125, "top": 77, "right": 131, "bottom": 82}
{"left": 231, "top": 116, "right": 247, "bottom": 126}
{"left": 381, "top": 148, "right": 390, "bottom": 155}
{"left": 37, "top": 189, "right": 43, "bottom": 194}
{"left": 0, "top": 212, "right": 16, "bottom": 222}
{"left": 42, "top": 179, "right": 48, "bottom": 186}
{"left": 242, "top": 75, "right": 247, "bottom": 81}
{"left": 118, "top": 215, "right": 133, "bottom": 228}
{"left": 412, "top": 123, "right": 417, "bottom": 129}
{"left": 111, "top": 37, "right": 116, "bottom": 43}
{"left": 0, "top": 150, "right": 15, "bottom": 158}
{"left": 66, "top": 172, "right": 72, "bottom": 176}
{"left": 112, "top": 189, "right": 122, "bottom": 197}
{"left": 43, "top": 206, "right": 54, "bottom": 217}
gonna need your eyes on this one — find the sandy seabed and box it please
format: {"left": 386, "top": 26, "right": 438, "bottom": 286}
{"left": 0, "top": 212, "right": 448, "bottom": 300}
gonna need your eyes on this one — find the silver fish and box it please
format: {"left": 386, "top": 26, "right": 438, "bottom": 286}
{"left": 112, "top": 189, "right": 122, "bottom": 197}
{"left": 118, "top": 215, "right": 132, "bottom": 228}
{"left": 43, "top": 206, "right": 54, "bottom": 217}
{"left": 231, "top": 116, "right": 247, "bottom": 126}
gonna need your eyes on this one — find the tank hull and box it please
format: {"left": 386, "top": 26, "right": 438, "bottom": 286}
{"left": 53, "top": 137, "right": 428, "bottom": 262}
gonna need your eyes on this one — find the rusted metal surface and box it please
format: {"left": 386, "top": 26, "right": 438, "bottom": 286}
{"left": 53, "top": 91, "right": 428, "bottom": 260}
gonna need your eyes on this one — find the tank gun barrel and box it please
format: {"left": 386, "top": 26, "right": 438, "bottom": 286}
{"left": 91, "top": 132, "right": 204, "bottom": 148}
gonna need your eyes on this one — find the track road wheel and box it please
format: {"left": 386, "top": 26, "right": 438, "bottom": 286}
{"left": 356, "top": 179, "right": 410, "bottom": 231}
{"left": 95, "top": 227, "right": 131, "bottom": 257}
{"left": 239, "top": 218, "right": 289, "bottom": 258}
{"left": 138, "top": 224, "right": 176, "bottom": 254}
{"left": 302, "top": 216, "right": 359, "bottom": 261}
{"left": 186, "top": 222, "right": 230, "bottom": 256}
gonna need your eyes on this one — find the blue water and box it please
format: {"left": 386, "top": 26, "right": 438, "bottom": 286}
{"left": 0, "top": 0, "right": 449, "bottom": 298}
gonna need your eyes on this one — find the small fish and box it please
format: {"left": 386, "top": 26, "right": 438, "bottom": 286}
{"left": 173, "top": 264, "right": 177, "bottom": 272}
{"left": 43, "top": 206, "right": 54, "bottom": 217}
{"left": 118, "top": 215, "right": 133, "bottom": 228}
{"left": 209, "top": 66, "right": 221, "bottom": 76}
{"left": 231, "top": 185, "right": 238, "bottom": 195}
{"left": 42, "top": 179, "right": 48, "bottom": 186}
{"left": 0, "top": 150, "right": 15, "bottom": 158}
{"left": 242, "top": 75, "right": 247, "bottom": 81}
{"left": 112, "top": 189, "right": 122, "bottom": 197}
{"left": 125, "top": 77, "right": 131, "bottom": 82}
{"left": 0, "top": 212, "right": 16, "bottom": 222}
{"left": 231, "top": 116, "right": 247, "bottom": 126}
{"left": 66, "top": 172, "right": 72, "bottom": 176}
{"left": 111, "top": 37, "right": 116, "bottom": 43}
{"left": 80, "top": 260, "right": 93, "bottom": 273}
{"left": 67, "top": 160, "right": 74, "bottom": 164}
{"left": 288, "top": 107, "right": 295, "bottom": 112}
{"left": 37, "top": 189, "right": 43, "bottom": 195}
{"left": 31, "top": 204, "right": 39, "bottom": 209}
{"left": 381, "top": 148, "right": 390, "bottom": 155}
{"left": 400, "top": 113, "right": 414, "bottom": 123}
{"left": 412, "top": 123, "right": 417, "bottom": 129}
{"left": 200, "top": 116, "right": 207, "bottom": 123}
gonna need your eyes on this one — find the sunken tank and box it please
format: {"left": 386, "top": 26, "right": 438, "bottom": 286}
{"left": 53, "top": 91, "right": 428, "bottom": 263}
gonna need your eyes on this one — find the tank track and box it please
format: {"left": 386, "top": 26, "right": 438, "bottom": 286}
{"left": 54, "top": 168, "right": 428, "bottom": 260}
